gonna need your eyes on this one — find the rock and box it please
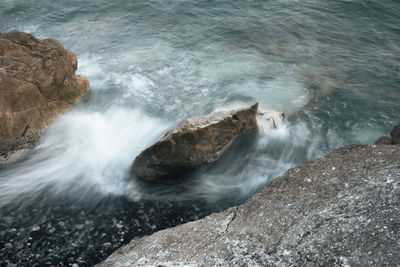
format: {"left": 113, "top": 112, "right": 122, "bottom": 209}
{"left": 374, "top": 136, "right": 392, "bottom": 145}
{"left": 374, "top": 125, "right": 400, "bottom": 145}
{"left": 0, "top": 30, "right": 90, "bottom": 164}
{"left": 131, "top": 103, "right": 259, "bottom": 181}
{"left": 391, "top": 125, "right": 400, "bottom": 144}
{"left": 99, "top": 144, "right": 400, "bottom": 266}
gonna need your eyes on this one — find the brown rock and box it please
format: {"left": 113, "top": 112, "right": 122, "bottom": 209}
{"left": 131, "top": 103, "right": 259, "bottom": 181}
{"left": 0, "top": 30, "right": 90, "bottom": 164}
{"left": 99, "top": 144, "right": 400, "bottom": 266}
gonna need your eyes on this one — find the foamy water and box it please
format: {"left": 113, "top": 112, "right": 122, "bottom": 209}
{"left": 0, "top": 0, "right": 399, "bottom": 264}
{"left": 0, "top": 108, "right": 170, "bottom": 204}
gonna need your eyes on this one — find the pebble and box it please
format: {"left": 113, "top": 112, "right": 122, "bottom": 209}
{"left": 0, "top": 193, "right": 210, "bottom": 266}
{"left": 75, "top": 224, "right": 84, "bottom": 230}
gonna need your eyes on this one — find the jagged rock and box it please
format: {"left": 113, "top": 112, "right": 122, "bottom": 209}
{"left": 391, "top": 125, "right": 400, "bottom": 144}
{"left": 131, "top": 103, "right": 259, "bottom": 181}
{"left": 100, "top": 144, "right": 400, "bottom": 266}
{"left": 0, "top": 30, "right": 90, "bottom": 164}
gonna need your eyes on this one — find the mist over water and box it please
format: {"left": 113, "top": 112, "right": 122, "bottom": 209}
{"left": 0, "top": 108, "right": 170, "bottom": 205}
{"left": 0, "top": 0, "right": 399, "bottom": 265}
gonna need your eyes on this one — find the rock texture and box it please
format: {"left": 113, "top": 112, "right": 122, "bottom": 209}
{"left": 374, "top": 125, "right": 400, "bottom": 145}
{"left": 100, "top": 144, "right": 400, "bottom": 266}
{"left": 392, "top": 125, "right": 400, "bottom": 144}
{"left": 0, "top": 30, "right": 90, "bottom": 164}
{"left": 131, "top": 103, "right": 259, "bottom": 181}
{"left": 374, "top": 136, "right": 392, "bottom": 145}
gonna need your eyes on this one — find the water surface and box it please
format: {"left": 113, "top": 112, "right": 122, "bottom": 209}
{"left": 0, "top": 0, "right": 399, "bottom": 265}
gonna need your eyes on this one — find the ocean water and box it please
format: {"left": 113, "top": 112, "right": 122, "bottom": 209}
{"left": 0, "top": 0, "right": 399, "bottom": 265}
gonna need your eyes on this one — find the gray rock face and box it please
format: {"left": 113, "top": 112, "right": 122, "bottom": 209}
{"left": 131, "top": 103, "right": 259, "bottom": 181}
{"left": 0, "top": 30, "right": 90, "bottom": 164}
{"left": 100, "top": 144, "right": 400, "bottom": 266}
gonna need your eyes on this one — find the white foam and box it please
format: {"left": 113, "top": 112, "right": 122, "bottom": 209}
{"left": 0, "top": 107, "right": 170, "bottom": 205}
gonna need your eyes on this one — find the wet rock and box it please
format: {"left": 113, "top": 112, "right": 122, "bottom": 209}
{"left": 75, "top": 224, "right": 84, "bottom": 230}
{"left": 375, "top": 125, "right": 400, "bottom": 145}
{"left": 391, "top": 125, "right": 400, "bottom": 144}
{"left": 0, "top": 30, "right": 90, "bottom": 164}
{"left": 374, "top": 136, "right": 392, "bottom": 145}
{"left": 31, "top": 226, "right": 40, "bottom": 232}
{"left": 100, "top": 144, "right": 400, "bottom": 266}
{"left": 131, "top": 103, "right": 259, "bottom": 181}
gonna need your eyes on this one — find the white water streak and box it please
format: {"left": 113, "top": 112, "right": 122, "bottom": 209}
{"left": 0, "top": 107, "right": 169, "bottom": 205}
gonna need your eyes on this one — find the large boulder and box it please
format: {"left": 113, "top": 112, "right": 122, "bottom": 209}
{"left": 131, "top": 103, "right": 259, "bottom": 181}
{"left": 100, "top": 144, "right": 400, "bottom": 266}
{"left": 0, "top": 30, "right": 90, "bottom": 164}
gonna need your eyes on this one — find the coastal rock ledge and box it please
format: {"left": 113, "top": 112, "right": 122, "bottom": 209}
{"left": 131, "top": 103, "right": 259, "bottom": 181}
{"left": 0, "top": 30, "right": 90, "bottom": 164}
{"left": 100, "top": 144, "right": 400, "bottom": 266}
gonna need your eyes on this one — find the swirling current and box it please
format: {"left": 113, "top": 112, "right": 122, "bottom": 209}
{"left": 0, "top": 0, "right": 399, "bottom": 265}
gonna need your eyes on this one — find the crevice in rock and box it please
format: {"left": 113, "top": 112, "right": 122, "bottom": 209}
{"left": 224, "top": 206, "right": 239, "bottom": 233}
{"left": 297, "top": 216, "right": 333, "bottom": 246}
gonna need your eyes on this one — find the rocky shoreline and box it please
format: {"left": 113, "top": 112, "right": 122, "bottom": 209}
{"left": 1, "top": 30, "right": 399, "bottom": 266}
{"left": 99, "top": 142, "right": 400, "bottom": 266}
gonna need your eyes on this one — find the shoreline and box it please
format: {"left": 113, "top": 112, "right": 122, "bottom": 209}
{"left": 99, "top": 143, "right": 400, "bottom": 266}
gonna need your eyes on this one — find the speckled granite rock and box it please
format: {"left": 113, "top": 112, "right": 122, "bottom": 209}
{"left": 0, "top": 30, "right": 90, "bottom": 164}
{"left": 99, "top": 144, "right": 400, "bottom": 266}
{"left": 131, "top": 103, "right": 259, "bottom": 181}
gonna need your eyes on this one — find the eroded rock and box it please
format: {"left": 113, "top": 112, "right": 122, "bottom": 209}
{"left": 131, "top": 103, "right": 259, "bottom": 181}
{"left": 100, "top": 144, "right": 400, "bottom": 266}
{"left": 0, "top": 30, "right": 90, "bottom": 164}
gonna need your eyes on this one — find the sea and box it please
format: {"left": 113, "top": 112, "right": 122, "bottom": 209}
{"left": 0, "top": 0, "right": 399, "bottom": 265}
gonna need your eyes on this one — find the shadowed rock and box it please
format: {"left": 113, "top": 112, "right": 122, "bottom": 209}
{"left": 100, "top": 144, "right": 400, "bottom": 266}
{"left": 391, "top": 125, "right": 400, "bottom": 144}
{"left": 0, "top": 30, "right": 90, "bottom": 164}
{"left": 131, "top": 103, "right": 259, "bottom": 181}
{"left": 374, "top": 124, "right": 400, "bottom": 145}
{"left": 374, "top": 136, "right": 392, "bottom": 145}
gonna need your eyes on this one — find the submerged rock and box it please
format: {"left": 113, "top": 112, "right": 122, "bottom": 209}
{"left": 0, "top": 30, "right": 90, "bottom": 164}
{"left": 131, "top": 103, "right": 259, "bottom": 181}
{"left": 100, "top": 144, "right": 400, "bottom": 266}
